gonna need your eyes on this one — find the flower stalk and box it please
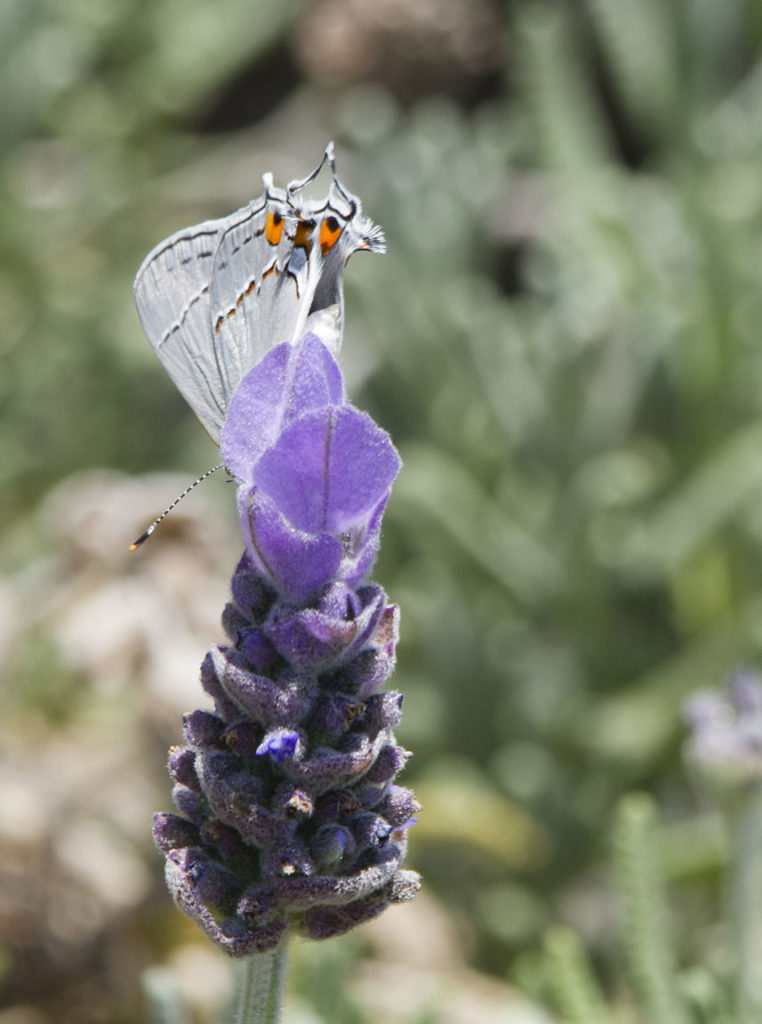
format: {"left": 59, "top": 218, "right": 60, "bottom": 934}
{"left": 235, "top": 940, "right": 289, "bottom": 1024}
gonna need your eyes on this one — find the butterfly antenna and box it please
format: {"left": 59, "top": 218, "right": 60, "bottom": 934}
{"left": 129, "top": 464, "right": 224, "bottom": 552}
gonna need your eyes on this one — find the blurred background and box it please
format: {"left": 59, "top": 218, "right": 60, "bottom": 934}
{"left": 3, "top": 0, "right": 762, "bottom": 1020}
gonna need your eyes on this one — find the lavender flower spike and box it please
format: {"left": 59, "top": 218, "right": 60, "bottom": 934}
{"left": 154, "top": 333, "right": 420, "bottom": 957}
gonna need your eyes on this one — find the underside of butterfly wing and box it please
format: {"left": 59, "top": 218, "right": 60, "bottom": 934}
{"left": 133, "top": 151, "right": 386, "bottom": 444}
{"left": 208, "top": 187, "right": 319, "bottom": 411}
{"left": 134, "top": 203, "right": 267, "bottom": 441}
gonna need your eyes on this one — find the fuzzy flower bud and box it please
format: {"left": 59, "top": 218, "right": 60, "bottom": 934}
{"left": 153, "top": 335, "right": 420, "bottom": 956}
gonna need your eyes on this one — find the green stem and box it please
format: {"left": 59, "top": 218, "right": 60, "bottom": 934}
{"left": 234, "top": 937, "right": 289, "bottom": 1024}
{"left": 614, "top": 795, "right": 689, "bottom": 1024}
{"left": 730, "top": 790, "right": 762, "bottom": 1024}
{"left": 544, "top": 925, "right": 609, "bottom": 1024}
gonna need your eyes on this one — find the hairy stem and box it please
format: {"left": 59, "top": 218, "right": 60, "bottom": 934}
{"left": 234, "top": 938, "right": 289, "bottom": 1024}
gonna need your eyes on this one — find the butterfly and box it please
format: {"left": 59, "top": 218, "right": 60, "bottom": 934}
{"left": 134, "top": 143, "right": 385, "bottom": 444}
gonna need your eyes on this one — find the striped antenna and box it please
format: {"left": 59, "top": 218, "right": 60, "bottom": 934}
{"left": 129, "top": 464, "right": 224, "bottom": 551}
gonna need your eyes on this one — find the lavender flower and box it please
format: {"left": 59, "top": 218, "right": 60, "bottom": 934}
{"left": 153, "top": 333, "right": 420, "bottom": 956}
{"left": 683, "top": 669, "right": 762, "bottom": 791}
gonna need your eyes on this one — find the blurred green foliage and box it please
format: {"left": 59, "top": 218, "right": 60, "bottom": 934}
{"left": 5, "top": 0, "right": 762, "bottom": 1018}
{"left": 361, "top": 0, "right": 762, "bottom": 975}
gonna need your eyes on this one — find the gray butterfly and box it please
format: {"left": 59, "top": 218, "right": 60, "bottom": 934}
{"left": 134, "top": 144, "right": 384, "bottom": 443}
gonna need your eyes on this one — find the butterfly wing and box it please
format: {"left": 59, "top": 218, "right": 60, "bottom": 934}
{"left": 134, "top": 202, "right": 269, "bottom": 442}
{"left": 207, "top": 188, "right": 319, "bottom": 406}
{"left": 134, "top": 190, "right": 311, "bottom": 442}
{"left": 134, "top": 157, "right": 385, "bottom": 444}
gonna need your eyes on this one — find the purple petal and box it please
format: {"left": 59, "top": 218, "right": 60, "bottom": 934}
{"left": 271, "top": 782, "right": 313, "bottom": 822}
{"left": 236, "top": 626, "right": 279, "bottom": 674}
{"left": 275, "top": 859, "right": 401, "bottom": 909}
{"left": 264, "top": 836, "right": 314, "bottom": 879}
{"left": 349, "top": 812, "right": 394, "bottom": 850}
{"left": 364, "top": 744, "right": 411, "bottom": 784}
{"left": 318, "top": 581, "right": 364, "bottom": 620}
{"left": 238, "top": 491, "right": 338, "bottom": 601}
{"left": 211, "top": 645, "right": 317, "bottom": 727}
{"left": 201, "top": 819, "right": 251, "bottom": 861}
{"left": 172, "top": 785, "right": 206, "bottom": 825}
{"left": 153, "top": 812, "right": 200, "bottom": 853}
{"left": 252, "top": 407, "right": 400, "bottom": 535}
{"left": 256, "top": 728, "right": 302, "bottom": 766}
{"left": 361, "top": 692, "right": 404, "bottom": 736}
{"left": 183, "top": 709, "right": 225, "bottom": 747}
{"left": 280, "top": 734, "right": 375, "bottom": 792}
{"left": 368, "top": 784, "right": 420, "bottom": 825}
{"left": 230, "top": 553, "right": 276, "bottom": 623}
{"left": 326, "top": 602, "right": 399, "bottom": 696}
{"left": 238, "top": 487, "right": 343, "bottom": 603}
{"left": 312, "top": 693, "right": 366, "bottom": 736}
{"left": 200, "top": 651, "right": 242, "bottom": 721}
{"left": 237, "top": 884, "right": 280, "bottom": 927}
{"left": 310, "top": 825, "right": 356, "bottom": 868}
{"left": 195, "top": 750, "right": 275, "bottom": 844}
{"left": 264, "top": 587, "right": 385, "bottom": 671}
{"left": 164, "top": 852, "right": 287, "bottom": 957}
{"left": 313, "top": 789, "right": 361, "bottom": 824}
{"left": 167, "top": 848, "right": 240, "bottom": 911}
{"left": 337, "top": 494, "right": 389, "bottom": 587}
{"left": 320, "top": 411, "right": 400, "bottom": 535}
{"left": 222, "top": 334, "right": 344, "bottom": 481}
{"left": 168, "top": 747, "right": 200, "bottom": 790}
{"left": 222, "top": 720, "right": 266, "bottom": 761}
{"left": 301, "top": 869, "right": 420, "bottom": 940}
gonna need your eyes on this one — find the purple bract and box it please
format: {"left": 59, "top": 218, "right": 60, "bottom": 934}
{"left": 222, "top": 333, "right": 401, "bottom": 606}
{"left": 153, "top": 333, "right": 419, "bottom": 956}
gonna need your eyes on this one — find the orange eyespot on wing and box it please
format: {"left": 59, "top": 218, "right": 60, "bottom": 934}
{"left": 320, "top": 215, "right": 343, "bottom": 255}
{"left": 294, "top": 218, "right": 316, "bottom": 253}
{"left": 265, "top": 211, "right": 284, "bottom": 245}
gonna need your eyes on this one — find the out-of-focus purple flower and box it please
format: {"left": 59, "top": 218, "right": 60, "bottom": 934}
{"left": 153, "top": 334, "right": 419, "bottom": 957}
{"left": 683, "top": 669, "right": 762, "bottom": 790}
